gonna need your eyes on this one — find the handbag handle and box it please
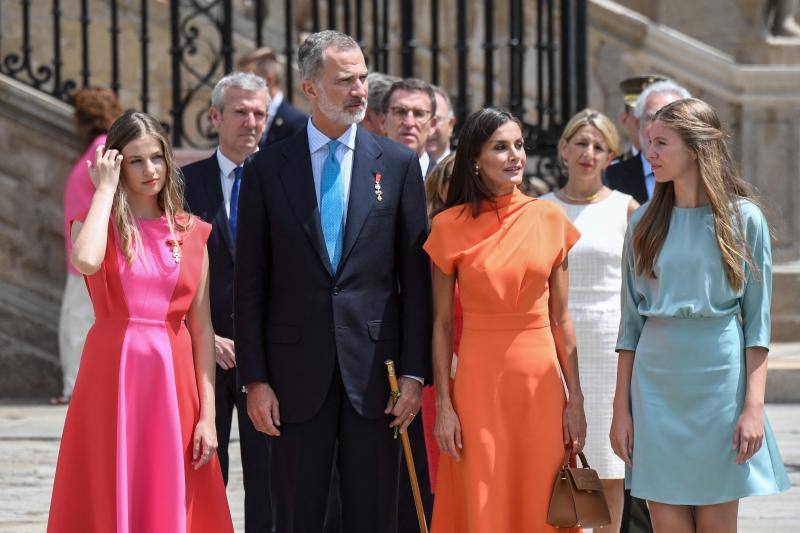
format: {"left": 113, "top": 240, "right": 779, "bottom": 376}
{"left": 561, "top": 447, "right": 590, "bottom": 469}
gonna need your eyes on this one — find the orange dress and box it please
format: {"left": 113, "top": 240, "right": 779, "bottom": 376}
{"left": 424, "top": 189, "right": 580, "bottom": 533}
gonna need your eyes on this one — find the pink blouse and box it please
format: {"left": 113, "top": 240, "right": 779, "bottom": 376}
{"left": 64, "top": 134, "right": 106, "bottom": 275}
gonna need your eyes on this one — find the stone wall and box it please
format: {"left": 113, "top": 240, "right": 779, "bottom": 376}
{"left": 0, "top": 76, "right": 81, "bottom": 397}
{"left": 589, "top": 0, "right": 800, "bottom": 340}
{"left": 589, "top": 0, "right": 800, "bottom": 264}
{"left": 1, "top": 1, "right": 798, "bottom": 397}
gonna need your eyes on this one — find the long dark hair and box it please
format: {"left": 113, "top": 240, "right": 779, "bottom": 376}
{"left": 441, "top": 107, "right": 523, "bottom": 217}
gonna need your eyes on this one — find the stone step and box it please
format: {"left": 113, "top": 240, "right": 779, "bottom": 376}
{"left": 0, "top": 280, "right": 58, "bottom": 359}
{"left": 772, "top": 263, "right": 800, "bottom": 342}
{"left": 0, "top": 280, "right": 60, "bottom": 398}
{"left": 766, "top": 342, "right": 800, "bottom": 404}
{"left": 0, "top": 331, "right": 60, "bottom": 398}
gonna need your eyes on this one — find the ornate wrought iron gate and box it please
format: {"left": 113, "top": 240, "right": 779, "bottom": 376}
{"left": 0, "top": 0, "right": 586, "bottom": 180}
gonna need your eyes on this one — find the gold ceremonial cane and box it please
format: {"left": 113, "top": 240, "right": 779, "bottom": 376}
{"left": 385, "top": 360, "right": 429, "bottom": 533}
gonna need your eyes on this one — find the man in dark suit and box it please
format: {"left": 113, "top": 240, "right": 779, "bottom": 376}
{"left": 238, "top": 48, "right": 308, "bottom": 148}
{"left": 605, "top": 79, "right": 691, "bottom": 205}
{"left": 182, "top": 71, "right": 273, "bottom": 532}
{"left": 235, "top": 30, "right": 432, "bottom": 533}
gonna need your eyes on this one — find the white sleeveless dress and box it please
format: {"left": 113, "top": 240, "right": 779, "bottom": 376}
{"left": 541, "top": 189, "right": 631, "bottom": 479}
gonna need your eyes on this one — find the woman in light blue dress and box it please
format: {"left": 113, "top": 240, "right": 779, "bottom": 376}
{"left": 610, "top": 98, "right": 790, "bottom": 531}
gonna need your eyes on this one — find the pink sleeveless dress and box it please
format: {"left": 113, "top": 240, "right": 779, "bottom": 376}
{"left": 48, "top": 214, "right": 233, "bottom": 533}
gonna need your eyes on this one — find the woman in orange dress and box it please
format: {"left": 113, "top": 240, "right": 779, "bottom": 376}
{"left": 425, "top": 108, "right": 587, "bottom": 532}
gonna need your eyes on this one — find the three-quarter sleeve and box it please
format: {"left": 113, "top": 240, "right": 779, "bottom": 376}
{"left": 740, "top": 204, "right": 772, "bottom": 349}
{"left": 423, "top": 214, "right": 457, "bottom": 275}
{"left": 616, "top": 224, "right": 645, "bottom": 352}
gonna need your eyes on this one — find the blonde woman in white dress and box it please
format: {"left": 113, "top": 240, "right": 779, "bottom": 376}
{"left": 542, "top": 109, "right": 638, "bottom": 532}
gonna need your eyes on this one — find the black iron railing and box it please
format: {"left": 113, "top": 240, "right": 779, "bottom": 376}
{"left": 0, "top": 0, "right": 586, "bottom": 179}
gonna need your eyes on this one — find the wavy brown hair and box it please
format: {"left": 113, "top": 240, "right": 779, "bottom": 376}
{"left": 633, "top": 98, "right": 762, "bottom": 292}
{"left": 70, "top": 87, "right": 122, "bottom": 145}
{"left": 105, "top": 111, "right": 191, "bottom": 263}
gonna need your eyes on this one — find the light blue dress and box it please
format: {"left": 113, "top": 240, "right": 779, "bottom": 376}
{"left": 616, "top": 200, "right": 790, "bottom": 505}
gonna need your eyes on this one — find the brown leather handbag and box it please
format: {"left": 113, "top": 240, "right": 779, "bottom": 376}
{"left": 546, "top": 449, "right": 611, "bottom": 529}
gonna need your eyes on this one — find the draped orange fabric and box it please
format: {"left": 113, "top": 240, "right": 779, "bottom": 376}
{"left": 424, "top": 189, "right": 580, "bottom": 532}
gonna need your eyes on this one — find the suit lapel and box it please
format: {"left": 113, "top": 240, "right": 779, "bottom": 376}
{"left": 632, "top": 154, "right": 649, "bottom": 203}
{"left": 339, "top": 129, "right": 382, "bottom": 274}
{"left": 279, "top": 134, "right": 334, "bottom": 277}
{"left": 265, "top": 101, "right": 287, "bottom": 145}
{"left": 201, "top": 155, "right": 235, "bottom": 258}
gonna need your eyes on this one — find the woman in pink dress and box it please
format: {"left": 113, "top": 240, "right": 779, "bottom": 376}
{"left": 48, "top": 111, "right": 233, "bottom": 533}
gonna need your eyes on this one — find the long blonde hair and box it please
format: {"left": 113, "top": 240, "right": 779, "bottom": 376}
{"left": 633, "top": 98, "right": 762, "bottom": 292}
{"left": 105, "top": 111, "right": 191, "bottom": 263}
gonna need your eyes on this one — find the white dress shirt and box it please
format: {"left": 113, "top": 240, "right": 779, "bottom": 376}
{"left": 418, "top": 151, "right": 430, "bottom": 179}
{"left": 307, "top": 118, "right": 358, "bottom": 226}
{"left": 216, "top": 149, "right": 240, "bottom": 217}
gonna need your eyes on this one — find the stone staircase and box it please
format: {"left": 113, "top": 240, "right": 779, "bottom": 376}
{"left": 0, "top": 280, "right": 60, "bottom": 396}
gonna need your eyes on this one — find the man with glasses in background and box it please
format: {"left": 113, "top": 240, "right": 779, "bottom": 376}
{"left": 382, "top": 78, "right": 438, "bottom": 178}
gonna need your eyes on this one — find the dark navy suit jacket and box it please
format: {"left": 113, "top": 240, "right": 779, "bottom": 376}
{"left": 182, "top": 153, "right": 236, "bottom": 339}
{"left": 259, "top": 99, "right": 308, "bottom": 148}
{"left": 605, "top": 152, "right": 648, "bottom": 204}
{"left": 235, "top": 126, "right": 433, "bottom": 424}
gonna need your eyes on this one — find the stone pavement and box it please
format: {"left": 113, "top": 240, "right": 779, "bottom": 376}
{"left": 1, "top": 403, "right": 798, "bottom": 532}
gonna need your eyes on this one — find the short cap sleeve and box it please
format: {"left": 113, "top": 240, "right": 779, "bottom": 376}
{"left": 423, "top": 212, "right": 458, "bottom": 275}
{"left": 189, "top": 215, "right": 212, "bottom": 245}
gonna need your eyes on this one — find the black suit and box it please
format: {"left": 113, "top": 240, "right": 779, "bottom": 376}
{"left": 259, "top": 98, "right": 308, "bottom": 148}
{"left": 235, "top": 125, "right": 433, "bottom": 533}
{"left": 182, "top": 153, "right": 273, "bottom": 533}
{"left": 605, "top": 152, "right": 649, "bottom": 204}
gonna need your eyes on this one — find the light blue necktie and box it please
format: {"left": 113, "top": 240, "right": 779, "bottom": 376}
{"left": 229, "top": 166, "right": 243, "bottom": 238}
{"left": 320, "top": 140, "right": 345, "bottom": 270}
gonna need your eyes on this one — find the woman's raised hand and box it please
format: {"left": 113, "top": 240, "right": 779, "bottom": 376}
{"left": 87, "top": 144, "right": 122, "bottom": 192}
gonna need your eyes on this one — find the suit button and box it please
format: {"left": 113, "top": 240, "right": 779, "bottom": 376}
{"left": 332, "top": 286, "right": 341, "bottom": 296}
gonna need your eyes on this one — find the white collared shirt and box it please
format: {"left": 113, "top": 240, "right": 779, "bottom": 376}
{"left": 641, "top": 151, "right": 655, "bottom": 200}
{"left": 216, "top": 149, "right": 240, "bottom": 217}
{"left": 418, "top": 152, "right": 430, "bottom": 179}
{"left": 264, "top": 90, "right": 284, "bottom": 136}
{"left": 307, "top": 118, "right": 358, "bottom": 227}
